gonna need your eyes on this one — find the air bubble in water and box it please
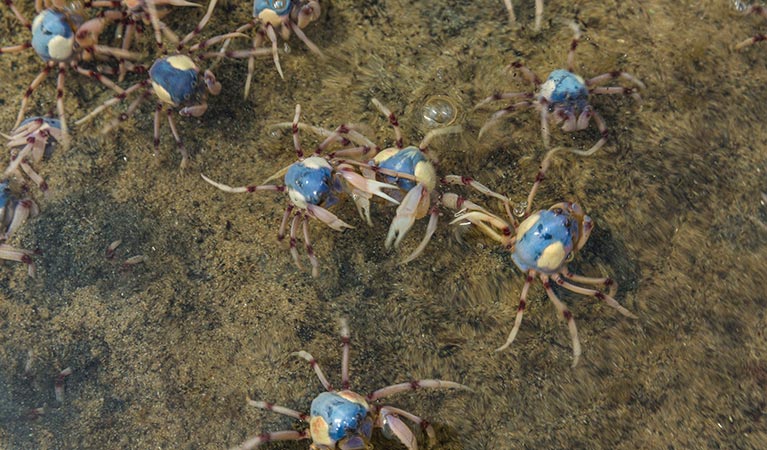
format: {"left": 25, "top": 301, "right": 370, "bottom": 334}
{"left": 422, "top": 95, "right": 458, "bottom": 128}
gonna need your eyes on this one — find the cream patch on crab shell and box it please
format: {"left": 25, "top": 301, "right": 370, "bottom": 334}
{"left": 414, "top": 160, "right": 437, "bottom": 191}
{"left": 337, "top": 390, "right": 370, "bottom": 409}
{"left": 372, "top": 148, "right": 399, "bottom": 164}
{"left": 166, "top": 55, "right": 197, "bottom": 71}
{"left": 288, "top": 188, "right": 309, "bottom": 209}
{"left": 258, "top": 9, "right": 284, "bottom": 26}
{"left": 32, "top": 13, "right": 44, "bottom": 34}
{"left": 48, "top": 35, "right": 75, "bottom": 61}
{"left": 151, "top": 81, "right": 175, "bottom": 105}
{"left": 515, "top": 212, "right": 541, "bottom": 241}
{"left": 309, "top": 416, "right": 332, "bottom": 446}
{"left": 301, "top": 156, "right": 331, "bottom": 170}
{"left": 537, "top": 241, "right": 567, "bottom": 272}
{"left": 538, "top": 79, "right": 557, "bottom": 101}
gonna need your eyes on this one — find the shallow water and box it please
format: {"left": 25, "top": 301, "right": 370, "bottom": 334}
{"left": 1, "top": 0, "right": 766, "bottom": 449}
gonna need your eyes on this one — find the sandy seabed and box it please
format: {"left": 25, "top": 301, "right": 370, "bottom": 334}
{"left": 1, "top": 1, "right": 766, "bottom": 449}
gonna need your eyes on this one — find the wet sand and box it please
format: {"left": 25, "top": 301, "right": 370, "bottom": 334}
{"left": 1, "top": 0, "right": 766, "bottom": 449}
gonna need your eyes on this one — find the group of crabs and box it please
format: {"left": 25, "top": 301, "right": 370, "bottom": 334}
{"left": 2, "top": 1, "right": 766, "bottom": 449}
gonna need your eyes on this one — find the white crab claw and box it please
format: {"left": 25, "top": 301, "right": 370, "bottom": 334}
{"left": 337, "top": 168, "right": 400, "bottom": 205}
{"left": 385, "top": 184, "right": 427, "bottom": 249}
{"left": 306, "top": 204, "right": 353, "bottom": 231}
{"left": 382, "top": 412, "right": 418, "bottom": 450}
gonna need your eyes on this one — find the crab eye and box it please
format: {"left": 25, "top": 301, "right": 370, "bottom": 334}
{"left": 273, "top": 0, "right": 286, "bottom": 8}
{"left": 565, "top": 252, "right": 574, "bottom": 262}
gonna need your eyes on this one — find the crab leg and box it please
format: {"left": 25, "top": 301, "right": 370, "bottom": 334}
{"left": 586, "top": 72, "right": 646, "bottom": 90}
{"left": 301, "top": 216, "right": 320, "bottom": 277}
{"left": 496, "top": 270, "right": 534, "bottom": 352}
{"left": 178, "top": 0, "right": 218, "bottom": 49}
{"left": 418, "top": 125, "right": 462, "bottom": 157}
{"left": 0, "top": 244, "right": 35, "bottom": 277}
{"left": 449, "top": 209, "right": 514, "bottom": 246}
{"left": 259, "top": 24, "right": 283, "bottom": 80}
{"left": 503, "top": 0, "right": 515, "bottom": 23}
{"left": 340, "top": 318, "right": 351, "bottom": 390}
{"left": 288, "top": 21, "right": 323, "bottom": 56}
{"left": 293, "top": 350, "right": 334, "bottom": 391}
{"left": 5, "top": 0, "right": 30, "bottom": 26}
{"left": 534, "top": 0, "right": 543, "bottom": 31}
{"left": 475, "top": 91, "right": 534, "bottom": 109}
{"left": 75, "top": 81, "right": 150, "bottom": 125}
{"left": 506, "top": 61, "right": 542, "bottom": 86}
{"left": 277, "top": 204, "right": 294, "bottom": 240}
{"left": 566, "top": 22, "right": 582, "bottom": 72}
{"left": 553, "top": 273, "right": 637, "bottom": 318}
{"left": 288, "top": 213, "right": 302, "bottom": 270}
{"left": 246, "top": 398, "right": 308, "bottom": 421}
{"left": 15, "top": 65, "right": 52, "bottom": 129}
{"left": 372, "top": 98, "right": 404, "bottom": 148}
{"left": 589, "top": 86, "right": 642, "bottom": 102}
{"left": 101, "top": 88, "right": 151, "bottom": 134}
{"left": 541, "top": 274, "right": 581, "bottom": 367}
{"left": 3, "top": 199, "right": 38, "bottom": 240}
{"left": 478, "top": 101, "right": 534, "bottom": 139}
{"left": 234, "top": 430, "right": 309, "bottom": 450}
{"left": 0, "top": 42, "right": 32, "bottom": 54}
{"left": 367, "top": 379, "right": 470, "bottom": 402}
{"left": 441, "top": 175, "right": 510, "bottom": 203}
{"left": 561, "top": 269, "right": 617, "bottom": 297}
{"left": 166, "top": 110, "right": 190, "bottom": 168}
{"left": 200, "top": 174, "right": 285, "bottom": 194}
{"left": 401, "top": 205, "right": 439, "bottom": 264}
{"left": 20, "top": 161, "right": 47, "bottom": 191}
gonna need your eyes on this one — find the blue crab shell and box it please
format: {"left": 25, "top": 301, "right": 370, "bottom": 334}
{"left": 309, "top": 391, "right": 372, "bottom": 447}
{"left": 284, "top": 156, "right": 333, "bottom": 208}
{"left": 149, "top": 56, "right": 199, "bottom": 106}
{"left": 0, "top": 181, "right": 11, "bottom": 211}
{"left": 538, "top": 69, "right": 589, "bottom": 111}
{"left": 512, "top": 208, "right": 581, "bottom": 274}
{"left": 21, "top": 117, "right": 62, "bottom": 130}
{"left": 254, "top": 0, "right": 292, "bottom": 19}
{"left": 374, "top": 146, "right": 434, "bottom": 191}
{"left": 31, "top": 9, "right": 77, "bottom": 62}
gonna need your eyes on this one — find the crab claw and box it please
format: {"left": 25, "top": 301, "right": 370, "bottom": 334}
{"left": 306, "top": 204, "right": 353, "bottom": 231}
{"left": 337, "top": 166, "right": 400, "bottom": 205}
{"left": 380, "top": 411, "right": 417, "bottom": 450}
{"left": 385, "top": 184, "right": 429, "bottom": 249}
{"left": 450, "top": 210, "right": 514, "bottom": 246}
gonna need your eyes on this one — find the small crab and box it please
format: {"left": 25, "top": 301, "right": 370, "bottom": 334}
{"left": 3, "top": 116, "right": 63, "bottom": 193}
{"left": 1, "top": 180, "right": 38, "bottom": 276}
{"left": 234, "top": 319, "right": 470, "bottom": 450}
{"left": 76, "top": 0, "right": 203, "bottom": 81}
{"left": 452, "top": 147, "right": 637, "bottom": 366}
{"left": 202, "top": 104, "right": 399, "bottom": 277}
{"left": 477, "top": 23, "right": 645, "bottom": 155}
{"left": 735, "top": 4, "right": 767, "bottom": 50}
{"left": 224, "top": 0, "right": 322, "bottom": 94}
{"left": 0, "top": 0, "right": 142, "bottom": 147}
{"left": 360, "top": 98, "right": 512, "bottom": 263}
{"left": 75, "top": 0, "right": 269, "bottom": 168}
{"left": 502, "top": 0, "right": 543, "bottom": 31}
